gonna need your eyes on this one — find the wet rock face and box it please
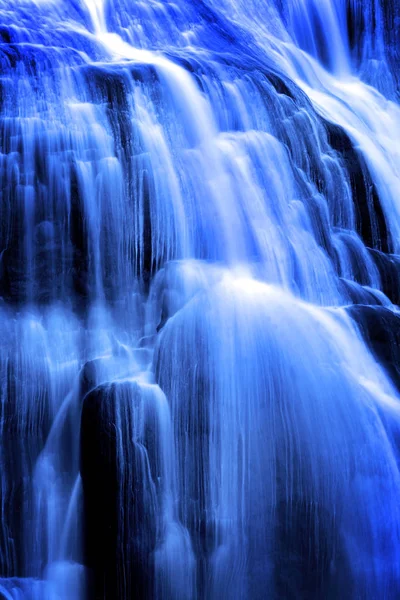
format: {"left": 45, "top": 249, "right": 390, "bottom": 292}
{"left": 1, "top": 0, "right": 400, "bottom": 597}
{"left": 273, "top": 498, "right": 352, "bottom": 600}
{"left": 345, "top": 0, "right": 400, "bottom": 92}
{"left": 369, "top": 248, "right": 400, "bottom": 306}
{"left": 80, "top": 381, "right": 158, "bottom": 600}
{"left": 0, "top": 343, "right": 51, "bottom": 578}
{"left": 346, "top": 0, "right": 366, "bottom": 61}
{"left": 348, "top": 305, "right": 400, "bottom": 392}
{"left": 381, "top": 0, "right": 400, "bottom": 86}
{"left": 323, "top": 119, "right": 389, "bottom": 253}
{"left": 0, "top": 222, "right": 71, "bottom": 305}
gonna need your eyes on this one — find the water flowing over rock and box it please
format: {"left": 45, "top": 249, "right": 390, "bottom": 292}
{"left": 0, "top": 0, "right": 400, "bottom": 598}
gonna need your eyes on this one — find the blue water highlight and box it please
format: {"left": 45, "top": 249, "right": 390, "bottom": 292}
{"left": 0, "top": 0, "right": 400, "bottom": 598}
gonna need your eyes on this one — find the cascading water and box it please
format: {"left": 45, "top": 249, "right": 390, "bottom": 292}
{"left": 0, "top": 0, "right": 400, "bottom": 598}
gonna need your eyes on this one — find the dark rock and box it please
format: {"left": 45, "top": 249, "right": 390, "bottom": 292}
{"left": 369, "top": 248, "right": 400, "bottom": 306}
{"left": 348, "top": 305, "right": 400, "bottom": 391}
{"left": 80, "top": 380, "right": 159, "bottom": 599}
{"left": 346, "top": 0, "right": 366, "bottom": 62}
{"left": 78, "top": 360, "right": 100, "bottom": 400}
{"left": 70, "top": 164, "right": 90, "bottom": 301}
{"left": 274, "top": 498, "right": 352, "bottom": 600}
{"left": 323, "top": 119, "right": 389, "bottom": 252}
{"left": 0, "top": 349, "right": 51, "bottom": 577}
{"left": 339, "top": 277, "right": 384, "bottom": 305}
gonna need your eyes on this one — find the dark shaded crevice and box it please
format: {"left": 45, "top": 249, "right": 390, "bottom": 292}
{"left": 323, "top": 119, "right": 389, "bottom": 253}
{"left": 348, "top": 305, "right": 400, "bottom": 392}
{"left": 80, "top": 382, "right": 158, "bottom": 600}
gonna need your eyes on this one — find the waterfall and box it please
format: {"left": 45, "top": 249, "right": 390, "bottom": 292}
{"left": 0, "top": 0, "right": 400, "bottom": 598}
